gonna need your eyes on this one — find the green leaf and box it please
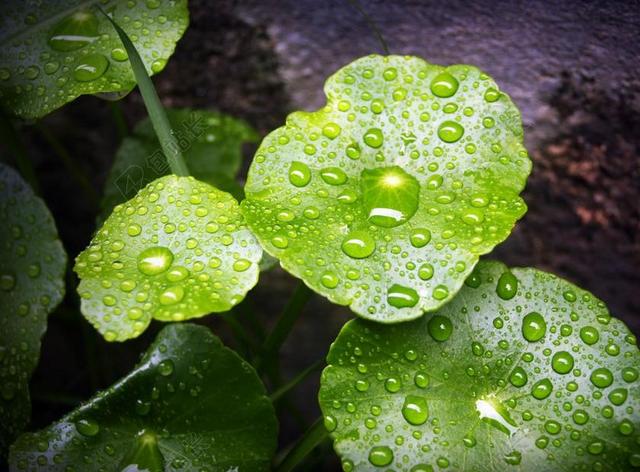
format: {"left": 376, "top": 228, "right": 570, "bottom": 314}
{"left": 0, "top": 163, "right": 66, "bottom": 461}
{"left": 99, "top": 108, "right": 258, "bottom": 224}
{"left": 10, "top": 323, "right": 278, "bottom": 471}
{"left": 75, "top": 175, "right": 262, "bottom": 341}
{"left": 242, "top": 55, "right": 531, "bottom": 323}
{"left": 0, "top": 0, "right": 189, "bottom": 119}
{"left": 319, "top": 260, "right": 640, "bottom": 471}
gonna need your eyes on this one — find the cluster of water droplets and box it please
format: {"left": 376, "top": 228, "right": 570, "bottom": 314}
{"left": 0, "top": 1, "right": 187, "bottom": 116}
{"left": 320, "top": 262, "right": 640, "bottom": 470}
{"left": 243, "top": 55, "right": 530, "bottom": 322}
{"left": 75, "top": 176, "right": 260, "bottom": 340}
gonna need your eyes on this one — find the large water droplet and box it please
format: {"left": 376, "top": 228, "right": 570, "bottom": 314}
{"left": 48, "top": 10, "right": 99, "bottom": 52}
{"left": 368, "top": 446, "right": 393, "bottom": 467}
{"left": 590, "top": 367, "right": 613, "bottom": 388}
{"left": 430, "top": 71, "right": 459, "bottom": 98}
{"left": 401, "top": 395, "right": 429, "bottom": 425}
{"left": 579, "top": 326, "right": 600, "bottom": 345}
{"left": 509, "top": 367, "right": 528, "bottom": 387}
{"left": 320, "top": 167, "right": 347, "bottom": 185}
{"left": 521, "top": 312, "right": 546, "bottom": 342}
{"left": 159, "top": 286, "right": 184, "bottom": 305}
{"left": 341, "top": 230, "right": 375, "bottom": 259}
{"left": 551, "top": 351, "right": 574, "bottom": 374}
{"left": 137, "top": 247, "right": 174, "bottom": 275}
{"left": 73, "top": 53, "right": 109, "bottom": 82}
{"left": 387, "top": 284, "right": 419, "bottom": 308}
{"left": 75, "top": 418, "right": 100, "bottom": 437}
{"left": 363, "top": 128, "right": 384, "bottom": 148}
{"left": 288, "top": 161, "right": 311, "bottom": 187}
{"left": 361, "top": 166, "right": 420, "bottom": 228}
{"left": 475, "top": 400, "right": 516, "bottom": 436}
{"left": 427, "top": 315, "right": 452, "bottom": 341}
{"left": 437, "top": 121, "right": 464, "bottom": 143}
{"left": 531, "top": 378, "right": 553, "bottom": 399}
{"left": 496, "top": 272, "right": 518, "bottom": 300}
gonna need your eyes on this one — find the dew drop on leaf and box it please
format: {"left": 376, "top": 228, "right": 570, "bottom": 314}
{"left": 387, "top": 284, "right": 419, "bottom": 308}
{"left": 361, "top": 167, "right": 420, "bottom": 228}
{"left": 401, "top": 395, "right": 429, "bottom": 426}
{"left": 72, "top": 53, "right": 109, "bottom": 82}
{"left": 368, "top": 445, "right": 393, "bottom": 467}
{"left": 341, "top": 231, "right": 376, "bottom": 259}
{"left": 430, "top": 71, "right": 459, "bottom": 98}
{"left": 137, "top": 247, "right": 174, "bottom": 276}
{"left": 496, "top": 271, "right": 518, "bottom": 300}
{"left": 521, "top": 312, "right": 546, "bottom": 342}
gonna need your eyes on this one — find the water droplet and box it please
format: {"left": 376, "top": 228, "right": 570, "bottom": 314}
{"left": 418, "top": 263, "right": 434, "bottom": 280}
{"left": 496, "top": 272, "right": 518, "bottom": 300}
{"left": 313, "top": 168, "right": 346, "bottom": 189}
{"left": 289, "top": 161, "right": 311, "bottom": 187}
{"left": 361, "top": 166, "right": 420, "bottom": 228}
{"left": 402, "top": 395, "right": 429, "bottom": 425}
{"left": 127, "top": 223, "right": 142, "bottom": 236}
{"left": 0, "top": 273, "right": 16, "bottom": 291}
{"left": 509, "top": 367, "right": 528, "bottom": 387}
{"left": 137, "top": 247, "right": 174, "bottom": 275}
{"left": 551, "top": 351, "right": 574, "bottom": 374}
{"left": 166, "top": 266, "right": 189, "bottom": 282}
{"left": 579, "top": 326, "right": 599, "bottom": 345}
{"left": 427, "top": 315, "right": 452, "bottom": 341}
{"left": 320, "top": 272, "right": 339, "bottom": 289}
{"left": 572, "top": 409, "right": 589, "bottom": 425}
{"left": 387, "top": 284, "right": 419, "bottom": 308}
{"left": 233, "top": 259, "right": 251, "bottom": 272}
{"left": 322, "top": 122, "right": 341, "bottom": 139}
{"left": 437, "top": 121, "right": 464, "bottom": 143}
{"left": 25, "top": 66, "right": 40, "bottom": 80}
{"left": 484, "top": 87, "right": 500, "bottom": 102}
{"left": 475, "top": 399, "right": 516, "bottom": 436}
{"left": 504, "top": 451, "right": 522, "bottom": 465}
{"left": 622, "top": 367, "right": 638, "bottom": 383}
{"left": 111, "top": 47, "right": 128, "bottom": 61}
{"left": 368, "top": 446, "right": 393, "bottom": 467}
{"left": 363, "top": 128, "right": 383, "bottom": 148}
{"left": 341, "top": 231, "right": 375, "bottom": 259}
{"left": 324, "top": 415, "right": 337, "bottom": 432}
{"left": 75, "top": 418, "right": 99, "bottom": 437}
{"left": 430, "top": 71, "right": 459, "bottom": 97}
{"left": 159, "top": 286, "right": 184, "bottom": 305}
{"left": 48, "top": 11, "right": 99, "bottom": 52}
{"left": 409, "top": 228, "right": 431, "bottom": 248}
{"left": 158, "top": 359, "right": 174, "bottom": 376}
{"left": 73, "top": 53, "right": 109, "bottom": 82}
{"left": 531, "top": 378, "right": 553, "bottom": 399}
{"left": 590, "top": 367, "right": 613, "bottom": 388}
{"left": 608, "top": 388, "right": 627, "bottom": 406}
{"left": 521, "top": 312, "right": 546, "bottom": 342}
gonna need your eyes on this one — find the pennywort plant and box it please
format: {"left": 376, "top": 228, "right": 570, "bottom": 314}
{"left": 0, "top": 1, "right": 638, "bottom": 471}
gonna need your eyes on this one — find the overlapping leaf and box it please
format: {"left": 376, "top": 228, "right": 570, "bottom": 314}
{"left": 10, "top": 323, "right": 278, "bottom": 471}
{"left": 76, "top": 175, "right": 262, "bottom": 341}
{"left": 99, "top": 108, "right": 258, "bottom": 223}
{"left": 319, "top": 260, "right": 640, "bottom": 471}
{"left": 0, "top": 0, "right": 188, "bottom": 118}
{"left": 0, "top": 163, "right": 66, "bottom": 461}
{"left": 242, "top": 55, "right": 531, "bottom": 323}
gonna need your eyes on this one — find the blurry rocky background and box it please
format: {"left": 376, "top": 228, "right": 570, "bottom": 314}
{"left": 6, "top": 0, "right": 639, "bottom": 469}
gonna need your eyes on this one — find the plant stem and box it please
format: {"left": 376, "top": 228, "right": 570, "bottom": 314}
{"left": 346, "top": 0, "right": 390, "bottom": 55}
{"left": 0, "top": 111, "right": 39, "bottom": 192}
{"left": 258, "top": 281, "right": 312, "bottom": 374}
{"left": 270, "top": 358, "right": 324, "bottom": 403}
{"left": 108, "top": 101, "right": 128, "bottom": 142}
{"left": 36, "top": 122, "right": 99, "bottom": 208}
{"left": 221, "top": 310, "right": 260, "bottom": 360}
{"left": 275, "top": 418, "right": 329, "bottom": 472}
{"left": 98, "top": 7, "right": 189, "bottom": 176}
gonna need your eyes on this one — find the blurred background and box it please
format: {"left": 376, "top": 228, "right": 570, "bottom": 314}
{"left": 4, "top": 0, "right": 639, "bottom": 469}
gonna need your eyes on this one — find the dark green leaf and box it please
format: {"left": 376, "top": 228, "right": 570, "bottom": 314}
{"left": 242, "top": 55, "right": 531, "bottom": 323}
{"left": 76, "top": 175, "right": 262, "bottom": 341}
{"left": 0, "top": 163, "right": 66, "bottom": 461}
{"left": 319, "top": 260, "right": 640, "bottom": 471}
{"left": 0, "top": 0, "right": 188, "bottom": 118}
{"left": 99, "top": 108, "right": 257, "bottom": 224}
{"left": 10, "top": 323, "right": 278, "bottom": 471}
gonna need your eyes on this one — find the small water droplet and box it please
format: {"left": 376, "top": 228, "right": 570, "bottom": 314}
{"left": 521, "top": 312, "right": 546, "bottom": 342}
{"left": 551, "top": 351, "right": 574, "bottom": 374}
{"left": 427, "top": 315, "right": 452, "bottom": 341}
{"left": 363, "top": 128, "right": 384, "bottom": 148}
{"left": 387, "top": 284, "right": 419, "bottom": 308}
{"left": 437, "top": 121, "right": 464, "bottom": 143}
{"left": 158, "top": 359, "right": 174, "bottom": 376}
{"left": 430, "top": 71, "right": 459, "bottom": 98}
{"left": 73, "top": 53, "right": 109, "bottom": 82}
{"left": 401, "top": 395, "right": 429, "bottom": 425}
{"left": 496, "top": 272, "right": 518, "bottom": 300}
{"left": 368, "top": 446, "right": 393, "bottom": 467}
{"left": 341, "top": 231, "right": 375, "bottom": 259}
{"left": 590, "top": 367, "right": 613, "bottom": 388}
{"left": 159, "top": 286, "right": 184, "bottom": 305}
{"left": 288, "top": 161, "right": 311, "bottom": 187}
{"left": 75, "top": 418, "right": 99, "bottom": 437}
{"left": 531, "top": 378, "right": 553, "bottom": 400}
{"left": 320, "top": 167, "right": 347, "bottom": 185}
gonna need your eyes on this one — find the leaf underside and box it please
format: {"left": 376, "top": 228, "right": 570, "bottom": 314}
{"left": 319, "top": 260, "right": 640, "bottom": 471}
{"left": 242, "top": 55, "right": 531, "bottom": 323}
{"left": 99, "top": 108, "right": 258, "bottom": 224}
{"left": 10, "top": 323, "right": 278, "bottom": 472}
{"left": 0, "top": 163, "right": 66, "bottom": 461}
{"left": 0, "top": 0, "right": 189, "bottom": 118}
{"left": 75, "top": 175, "right": 262, "bottom": 341}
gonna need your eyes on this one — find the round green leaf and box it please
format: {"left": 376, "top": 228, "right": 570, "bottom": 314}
{"left": 319, "top": 260, "right": 640, "bottom": 471}
{"left": 0, "top": 0, "right": 189, "bottom": 119}
{"left": 99, "top": 108, "right": 258, "bottom": 224}
{"left": 0, "top": 163, "right": 66, "bottom": 460}
{"left": 10, "top": 323, "right": 278, "bottom": 471}
{"left": 242, "top": 55, "right": 531, "bottom": 323}
{"left": 75, "top": 175, "right": 262, "bottom": 341}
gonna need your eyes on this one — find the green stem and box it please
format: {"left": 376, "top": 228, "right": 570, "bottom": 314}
{"left": 346, "top": 0, "right": 390, "bottom": 54}
{"left": 270, "top": 358, "right": 324, "bottom": 403}
{"left": 275, "top": 418, "right": 329, "bottom": 472}
{"left": 98, "top": 7, "right": 189, "bottom": 176}
{"left": 221, "top": 310, "right": 260, "bottom": 360}
{"left": 0, "top": 110, "right": 39, "bottom": 192}
{"left": 36, "top": 122, "right": 99, "bottom": 208}
{"left": 108, "top": 101, "right": 128, "bottom": 142}
{"left": 258, "top": 282, "right": 312, "bottom": 373}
